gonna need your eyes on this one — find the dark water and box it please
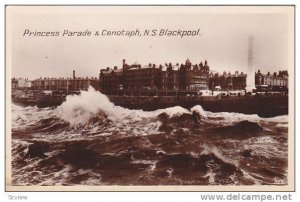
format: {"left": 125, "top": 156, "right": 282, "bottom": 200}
{"left": 11, "top": 88, "right": 288, "bottom": 185}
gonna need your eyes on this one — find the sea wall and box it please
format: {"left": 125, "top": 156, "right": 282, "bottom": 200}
{"left": 109, "top": 95, "right": 288, "bottom": 118}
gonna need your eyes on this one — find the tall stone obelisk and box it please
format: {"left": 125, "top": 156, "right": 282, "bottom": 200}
{"left": 246, "top": 35, "right": 256, "bottom": 92}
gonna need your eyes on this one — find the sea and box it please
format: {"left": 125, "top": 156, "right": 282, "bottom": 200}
{"left": 11, "top": 87, "right": 288, "bottom": 186}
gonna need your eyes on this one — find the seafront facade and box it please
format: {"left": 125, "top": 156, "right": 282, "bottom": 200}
{"left": 11, "top": 59, "right": 288, "bottom": 96}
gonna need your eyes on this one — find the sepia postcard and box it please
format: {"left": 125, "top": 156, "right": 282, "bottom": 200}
{"left": 5, "top": 5, "right": 295, "bottom": 191}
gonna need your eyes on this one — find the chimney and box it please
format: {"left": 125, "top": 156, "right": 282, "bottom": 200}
{"left": 73, "top": 70, "right": 76, "bottom": 79}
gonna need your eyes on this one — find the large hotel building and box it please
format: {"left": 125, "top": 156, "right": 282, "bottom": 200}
{"left": 100, "top": 59, "right": 248, "bottom": 95}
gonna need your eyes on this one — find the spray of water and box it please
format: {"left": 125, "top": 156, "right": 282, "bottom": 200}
{"left": 56, "top": 87, "right": 124, "bottom": 125}
{"left": 56, "top": 87, "right": 195, "bottom": 126}
{"left": 55, "top": 86, "right": 288, "bottom": 126}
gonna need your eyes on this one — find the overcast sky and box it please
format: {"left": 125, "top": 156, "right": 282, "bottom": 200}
{"left": 7, "top": 6, "right": 294, "bottom": 79}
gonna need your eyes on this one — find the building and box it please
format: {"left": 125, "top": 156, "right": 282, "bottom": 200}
{"left": 208, "top": 71, "right": 247, "bottom": 90}
{"left": 184, "top": 59, "right": 210, "bottom": 91}
{"left": 164, "top": 63, "right": 179, "bottom": 91}
{"left": 11, "top": 78, "right": 18, "bottom": 89}
{"left": 124, "top": 63, "right": 163, "bottom": 91}
{"left": 255, "top": 70, "right": 288, "bottom": 92}
{"left": 31, "top": 71, "right": 99, "bottom": 91}
{"left": 100, "top": 66, "right": 124, "bottom": 94}
{"left": 100, "top": 61, "right": 164, "bottom": 94}
{"left": 99, "top": 59, "right": 211, "bottom": 95}
{"left": 11, "top": 78, "right": 32, "bottom": 89}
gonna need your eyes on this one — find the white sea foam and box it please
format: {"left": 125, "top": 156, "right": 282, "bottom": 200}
{"left": 11, "top": 104, "right": 54, "bottom": 129}
{"left": 191, "top": 105, "right": 207, "bottom": 117}
{"left": 262, "top": 115, "right": 288, "bottom": 123}
{"left": 191, "top": 104, "right": 288, "bottom": 125}
{"left": 201, "top": 144, "right": 239, "bottom": 166}
{"left": 56, "top": 87, "right": 153, "bottom": 124}
{"left": 276, "top": 123, "right": 289, "bottom": 128}
{"left": 204, "top": 169, "right": 216, "bottom": 185}
{"left": 153, "top": 106, "right": 190, "bottom": 117}
{"left": 242, "top": 136, "right": 287, "bottom": 159}
{"left": 56, "top": 87, "right": 119, "bottom": 125}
